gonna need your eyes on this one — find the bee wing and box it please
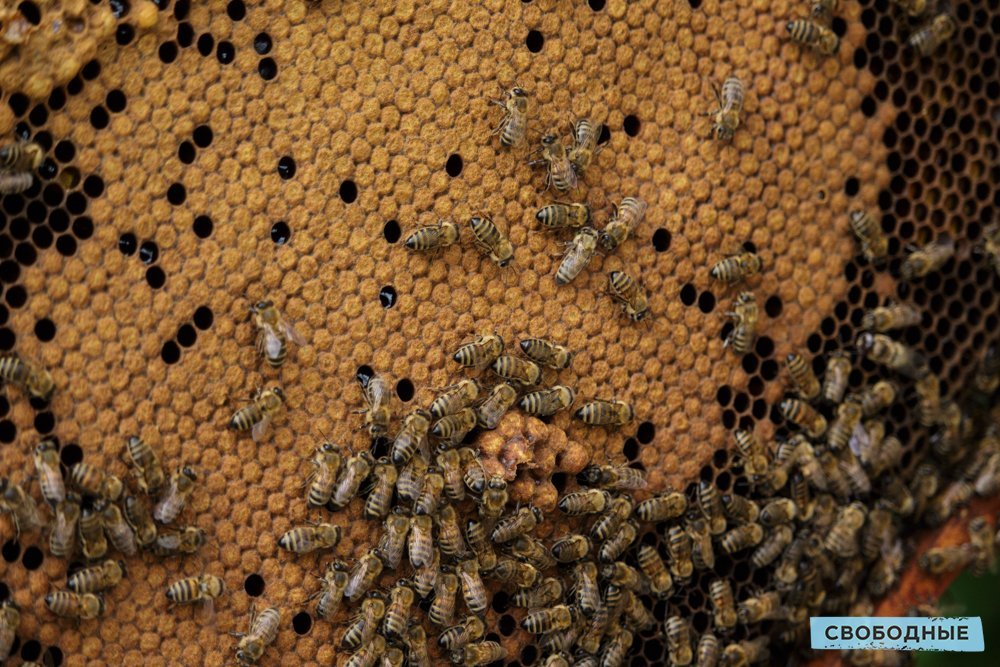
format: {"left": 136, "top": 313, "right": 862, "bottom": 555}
{"left": 281, "top": 319, "right": 307, "bottom": 346}
{"left": 251, "top": 414, "right": 272, "bottom": 442}
{"left": 262, "top": 327, "right": 283, "bottom": 361}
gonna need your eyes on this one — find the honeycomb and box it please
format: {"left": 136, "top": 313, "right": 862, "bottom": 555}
{"left": 0, "top": 0, "right": 997, "bottom": 665}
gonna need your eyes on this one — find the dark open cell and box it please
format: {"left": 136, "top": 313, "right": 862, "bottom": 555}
{"left": 8, "top": 92, "right": 28, "bottom": 117}
{"left": 0, "top": 307, "right": 7, "bottom": 327}
{"left": 193, "top": 214, "right": 213, "bottom": 238}
{"left": 167, "top": 183, "right": 186, "bottom": 205}
{"left": 597, "top": 124, "right": 611, "bottom": 145}
{"left": 174, "top": 0, "right": 190, "bottom": 19}
{"left": 19, "top": 639, "right": 41, "bottom": 663}
{"left": 178, "top": 141, "right": 196, "bottom": 164}
{"left": 139, "top": 241, "right": 159, "bottom": 264}
{"left": 716, "top": 385, "right": 732, "bottom": 406}
{"left": 177, "top": 22, "right": 194, "bottom": 47}
{"left": 355, "top": 365, "right": 375, "bottom": 386}
{"left": 2, "top": 539, "right": 20, "bottom": 562}
{"left": 369, "top": 436, "right": 390, "bottom": 459}
{"left": 292, "top": 611, "right": 312, "bottom": 635}
{"left": 108, "top": 0, "right": 128, "bottom": 19}
{"left": 0, "top": 419, "right": 15, "bottom": 443}
{"left": 623, "top": 114, "right": 641, "bottom": 136}
{"left": 117, "top": 23, "right": 135, "bottom": 45}
{"left": 679, "top": 283, "right": 697, "bottom": 305}
{"left": 395, "top": 378, "right": 414, "bottom": 401}
{"left": 277, "top": 156, "right": 296, "bottom": 179}
{"left": 652, "top": 228, "right": 671, "bottom": 252}
{"left": 733, "top": 392, "right": 749, "bottom": 413}
{"left": 72, "top": 216, "right": 94, "bottom": 240}
{"left": 254, "top": 32, "right": 273, "bottom": 54}
{"left": 3, "top": 194, "right": 24, "bottom": 216}
{"left": 161, "top": 340, "right": 180, "bottom": 364}
{"left": 0, "top": 260, "right": 19, "bottom": 284}
{"left": 56, "top": 234, "right": 77, "bottom": 257}
{"left": 83, "top": 175, "right": 105, "bottom": 198}
{"left": 45, "top": 646, "right": 64, "bottom": 667}
{"left": 197, "top": 33, "right": 215, "bottom": 56}
{"left": 54, "top": 140, "right": 75, "bottom": 163}
{"left": 43, "top": 183, "right": 64, "bottom": 207}
{"left": 755, "top": 336, "right": 774, "bottom": 358}
{"left": 177, "top": 324, "right": 197, "bottom": 347}
{"left": 765, "top": 295, "right": 783, "bottom": 318}
{"left": 34, "top": 317, "right": 55, "bottom": 342}
{"left": 217, "top": 41, "right": 235, "bottom": 64}
{"left": 498, "top": 614, "right": 516, "bottom": 635}
{"left": 698, "top": 290, "right": 715, "bottom": 313}
{"left": 21, "top": 545, "right": 43, "bottom": 570}
{"left": 520, "top": 645, "right": 538, "bottom": 666}
{"left": 6, "top": 286, "right": 26, "bottom": 308}
{"left": 622, "top": 437, "right": 639, "bottom": 460}
{"left": 193, "top": 305, "right": 214, "bottom": 330}
{"left": 271, "top": 221, "right": 291, "bottom": 245}
{"left": 861, "top": 96, "right": 876, "bottom": 117}
{"left": 258, "top": 57, "right": 278, "bottom": 80}
{"left": 525, "top": 30, "right": 544, "bottom": 52}
{"left": 491, "top": 591, "right": 510, "bottom": 614}
{"left": 34, "top": 411, "right": 54, "bottom": 434}
{"left": 89, "top": 106, "right": 109, "bottom": 129}
{"left": 193, "top": 125, "right": 213, "bottom": 148}
{"left": 29, "top": 103, "right": 48, "bottom": 126}
{"left": 227, "top": 0, "right": 246, "bottom": 20}
{"left": 379, "top": 285, "right": 397, "bottom": 308}
{"left": 66, "top": 192, "right": 86, "bottom": 215}
{"left": 146, "top": 266, "right": 166, "bottom": 289}
{"left": 118, "top": 232, "right": 137, "bottom": 255}
{"left": 0, "top": 327, "right": 14, "bottom": 350}
{"left": 588, "top": 0, "right": 606, "bottom": 8}
{"left": 636, "top": 421, "right": 655, "bottom": 444}
{"left": 760, "top": 358, "right": 778, "bottom": 381}
{"left": 382, "top": 220, "right": 401, "bottom": 243}
{"left": 339, "top": 180, "right": 358, "bottom": 203}
{"left": 445, "top": 153, "right": 463, "bottom": 177}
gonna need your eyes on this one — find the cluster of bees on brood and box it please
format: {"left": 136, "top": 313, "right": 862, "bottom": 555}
{"left": 0, "top": 1, "right": 996, "bottom": 666}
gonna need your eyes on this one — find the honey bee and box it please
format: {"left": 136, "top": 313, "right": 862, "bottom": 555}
{"left": 0, "top": 355, "right": 54, "bottom": 402}
{"left": 849, "top": 210, "right": 888, "bottom": 263}
{"left": 786, "top": 19, "right": 840, "bottom": 54}
{"left": 751, "top": 524, "right": 793, "bottom": 568}
{"left": 490, "top": 505, "right": 542, "bottom": 543}
{"left": 606, "top": 270, "right": 650, "bottom": 321}
{"left": 738, "top": 591, "right": 784, "bottom": 623}
{"left": 665, "top": 616, "right": 693, "bottom": 665}
{"left": 100, "top": 500, "right": 138, "bottom": 556}
{"left": 345, "top": 550, "right": 384, "bottom": 601}
{"left": 509, "top": 578, "right": 562, "bottom": 611}
{"left": 78, "top": 505, "right": 108, "bottom": 560}
{"left": 558, "top": 488, "right": 610, "bottom": 516}
{"left": 465, "top": 518, "right": 498, "bottom": 571}
{"left": 708, "top": 578, "right": 738, "bottom": 630}
{"left": 688, "top": 517, "right": 716, "bottom": 570}
{"left": 780, "top": 397, "right": 828, "bottom": 437}
{"left": 697, "top": 633, "right": 720, "bottom": 667}
{"left": 568, "top": 118, "right": 602, "bottom": 174}
{"left": 313, "top": 560, "right": 350, "bottom": 620}
{"left": 69, "top": 463, "right": 124, "bottom": 503}
{"left": 0, "top": 599, "right": 18, "bottom": 661}
{"left": 123, "top": 494, "right": 157, "bottom": 549}
{"left": 30, "top": 440, "right": 64, "bottom": 509}
{"left": 601, "top": 627, "right": 633, "bottom": 667}
{"left": 0, "top": 140, "right": 43, "bottom": 171}
{"left": 434, "top": 504, "right": 467, "bottom": 559}
{"left": 811, "top": 0, "right": 840, "bottom": 22}
{"left": 439, "top": 615, "right": 486, "bottom": 650}
{"left": 785, "top": 353, "right": 820, "bottom": 400}
{"left": 357, "top": 372, "right": 392, "bottom": 438}
{"left": 821, "top": 351, "right": 852, "bottom": 404}
{"left": 536, "top": 202, "right": 590, "bottom": 230}
{"left": 710, "top": 250, "right": 761, "bottom": 284}
{"left": 457, "top": 558, "right": 489, "bottom": 614}
{"left": 602, "top": 562, "right": 647, "bottom": 594}
{"left": 599, "top": 197, "right": 648, "bottom": 251}
{"left": 330, "top": 450, "right": 375, "bottom": 509}
{"left": 705, "top": 75, "right": 745, "bottom": 142}
{"left": 0, "top": 478, "right": 43, "bottom": 536}
{"left": 404, "top": 220, "right": 461, "bottom": 251}
{"left": 166, "top": 574, "right": 224, "bottom": 606}
{"left": 476, "top": 382, "right": 518, "bottom": 429}
{"left": 383, "top": 647, "right": 405, "bottom": 667}
{"left": 49, "top": 494, "right": 80, "bottom": 558}
{"left": 926, "top": 480, "right": 974, "bottom": 526}
{"left": 733, "top": 429, "right": 769, "bottom": 482}
{"left": 429, "top": 569, "right": 460, "bottom": 626}
{"left": 478, "top": 474, "right": 508, "bottom": 519}
{"left": 436, "top": 450, "right": 466, "bottom": 502}
{"left": 517, "top": 385, "right": 574, "bottom": 417}
{"left": 697, "top": 479, "right": 727, "bottom": 535}
{"left": 909, "top": 13, "right": 957, "bottom": 56}
{"left": 345, "top": 634, "right": 386, "bottom": 667}
{"left": 362, "top": 457, "right": 397, "bottom": 520}
{"left": 490, "top": 355, "right": 542, "bottom": 387}
{"left": 151, "top": 466, "right": 196, "bottom": 523}
{"left": 413, "top": 546, "right": 441, "bottom": 598}
{"left": 250, "top": 299, "right": 305, "bottom": 368}
{"left": 665, "top": 525, "right": 694, "bottom": 579}
{"left": 530, "top": 133, "right": 577, "bottom": 192}
{"left": 374, "top": 510, "right": 410, "bottom": 569}
{"left": 827, "top": 400, "right": 862, "bottom": 451}
{"left": 67, "top": 558, "right": 126, "bottom": 594}
{"left": 552, "top": 534, "right": 592, "bottom": 563}
{"left": 721, "top": 638, "right": 770, "bottom": 667}
{"left": 233, "top": 606, "right": 281, "bottom": 665}
{"left": 279, "top": 523, "right": 341, "bottom": 554}
{"left": 579, "top": 463, "right": 648, "bottom": 490}
{"left": 520, "top": 339, "right": 573, "bottom": 371}
{"left": 721, "top": 492, "right": 760, "bottom": 523}
{"left": 45, "top": 591, "right": 104, "bottom": 620}
{"left": 414, "top": 467, "right": 444, "bottom": 516}
{"left": 635, "top": 492, "right": 687, "bottom": 522}
{"left": 510, "top": 535, "right": 556, "bottom": 570}
{"left": 555, "top": 226, "right": 599, "bottom": 285}
{"left": 724, "top": 291, "right": 758, "bottom": 354}
{"left": 637, "top": 544, "right": 673, "bottom": 598}
{"left": 451, "top": 641, "right": 507, "bottom": 667}
{"left": 968, "top": 516, "right": 995, "bottom": 576}
{"left": 543, "top": 653, "right": 572, "bottom": 667}
{"left": 573, "top": 561, "right": 601, "bottom": 615}
{"left": 588, "top": 495, "right": 630, "bottom": 541}
{"left": 856, "top": 381, "right": 897, "bottom": 418}
{"left": 973, "top": 345, "right": 1000, "bottom": 394}
{"left": 124, "top": 436, "right": 166, "bottom": 496}
{"left": 861, "top": 508, "right": 895, "bottom": 561}
{"left": 974, "top": 452, "right": 1000, "bottom": 497}
{"left": 407, "top": 624, "right": 431, "bottom": 667}
{"left": 229, "top": 387, "right": 285, "bottom": 441}
{"left": 491, "top": 86, "right": 528, "bottom": 147}
{"left": 521, "top": 604, "right": 574, "bottom": 635}
{"left": 382, "top": 580, "right": 414, "bottom": 639}
{"left": 396, "top": 453, "right": 428, "bottom": 504}
{"left": 432, "top": 408, "right": 478, "bottom": 448}
{"left": 431, "top": 380, "right": 483, "bottom": 420}
{"left": 918, "top": 544, "right": 976, "bottom": 574}
{"left": 825, "top": 502, "right": 867, "bottom": 557}
{"left": 408, "top": 514, "right": 435, "bottom": 568}
{"left": 857, "top": 333, "right": 928, "bottom": 379}
{"left": 901, "top": 236, "right": 955, "bottom": 280}
{"left": 492, "top": 557, "right": 539, "bottom": 589}
{"left": 469, "top": 215, "right": 515, "bottom": 268}
{"left": 720, "top": 523, "right": 764, "bottom": 553}
{"left": 889, "top": 0, "right": 928, "bottom": 17}
{"left": 306, "top": 441, "right": 341, "bottom": 507}
{"left": 454, "top": 334, "right": 504, "bottom": 370}
{"left": 151, "top": 525, "right": 205, "bottom": 557}
{"left": 862, "top": 302, "right": 921, "bottom": 332}
{"left": 574, "top": 398, "right": 634, "bottom": 426}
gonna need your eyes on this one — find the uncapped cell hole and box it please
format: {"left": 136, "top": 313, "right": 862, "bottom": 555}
{"left": 2, "top": 540, "right": 20, "bottom": 562}
{"left": 60, "top": 443, "right": 83, "bottom": 466}
{"left": 193, "top": 215, "right": 213, "bottom": 238}
{"left": 193, "top": 306, "right": 214, "bottom": 330}
{"left": 177, "top": 324, "right": 197, "bottom": 347}
{"left": 445, "top": 153, "right": 463, "bottom": 177}
{"left": 161, "top": 341, "right": 180, "bottom": 364}
{"left": 379, "top": 285, "right": 397, "bottom": 308}
{"left": 271, "top": 221, "right": 291, "bottom": 245}
{"left": 292, "top": 611, "right": 312, "bottom": 635}
{"left": 395, "top": 378, "right": 414, "bottom": 401}
{"left": 21, "top": 545, "right": 43, "bottom": 570}
{"left": 383, "top": 220, "right": 401, "bottom": 243}
{"left": 244, "top": 573, "right": 265, "bottom": 597}
{"left": 258, "top": 58, "right": 277, "bottom": 80}
{"left": 34, "top": 318, "right": 55, "bottom": 341}
{"left": 652, "top": 228, "right": 671, "bottom": 252}
{"left": 277, "top": 156, "right": 296, "bottom": 179}
{"left": 636, "top": 421, "right": 656, "bottom": 444}
{"left": 679, "top": 283, "right": 697, "bottom": 305}
{"left": 525, "top": 30, "right": 544, "bottom": 52}
{"left": 623, "top": 115, "right": 641, "bottom": 136}
{"left": 339, "top": 180, "right": 358, "bottom": 203}
{"left": 19, "top": 639, "right": 41, "bottom": 661}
